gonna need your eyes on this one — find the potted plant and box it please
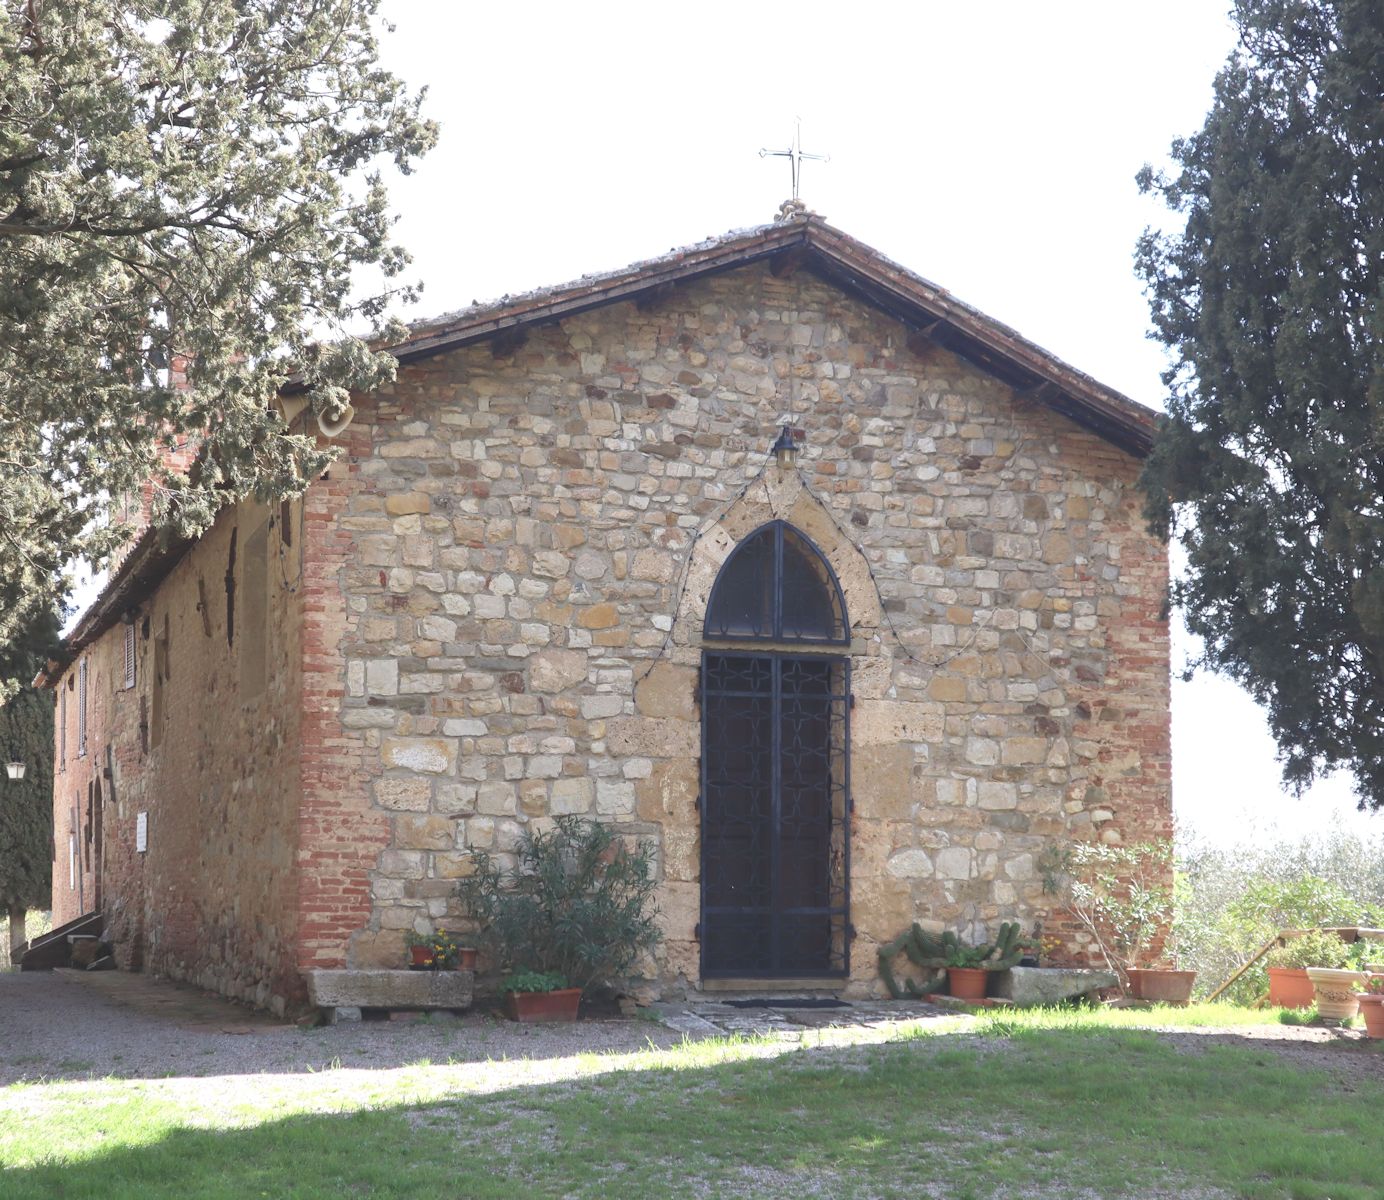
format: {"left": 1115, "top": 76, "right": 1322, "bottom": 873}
{"left": 404, "top": 929, "right": 435, "bottom": 969}
{"left": 456, "top": 816, "right": 662, "bottom": 1021}
{"left": 877, "top": 922, "right": 1029, "bottom": 1001}
{"left": 404, "top": 929, "right": 473, "bottom": 971}
{"left": 1265, "top": 929, "right": 1349, "bottom": 1009}
{"left": 944, "top": 944, "right": 991, "bottom": 1001}
{"left": 1306, "top": 937, "right": 1371, "bottom": 1021}
{"left": 1354, "top": 974, "right": 1384, "bottom": 1039}
{"left": 428, "top": 931, "right": 460, "bottom": 970}
{"left": 501, "top": 970, "right": 582, "bottom": 1022}
{"left": 1042, "top": 841, "right": 1190, "bottom": 1001}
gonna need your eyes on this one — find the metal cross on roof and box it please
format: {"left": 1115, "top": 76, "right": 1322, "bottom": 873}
{"left": 760, "top": 118, "right": 829, "bottom": 203}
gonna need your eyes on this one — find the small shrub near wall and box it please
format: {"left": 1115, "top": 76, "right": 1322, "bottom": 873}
{"left": 455, "top": 816, "right": 661, "bottom": 997}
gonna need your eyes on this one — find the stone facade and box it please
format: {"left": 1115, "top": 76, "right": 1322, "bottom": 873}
{"left": 326, "top": 261, "right": 1169, "bottom": 993}
{"left": 50, "top": 221, "right": 1170, "bottom": 1009}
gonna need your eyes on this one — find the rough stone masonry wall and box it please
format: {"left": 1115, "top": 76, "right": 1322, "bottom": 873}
{"left": 51, "top": 500, "right": 306, "bottom": 1014}
{"left": 328, "top": 262, "right": 1170, "bottom": 994}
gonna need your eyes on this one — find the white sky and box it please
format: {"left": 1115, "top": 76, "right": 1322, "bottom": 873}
{"left": 371, "top": 0, "right": 1381, "bottom": 848}
{"left": 73, "top": 1, "right": 1380, "bottom": 848}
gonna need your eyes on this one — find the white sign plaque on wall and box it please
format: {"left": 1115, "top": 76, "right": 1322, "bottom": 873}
{"left": 136, "top": 811, "right": 148, "bottom": 854}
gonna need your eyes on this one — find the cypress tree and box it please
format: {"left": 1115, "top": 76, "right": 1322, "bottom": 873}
{"left": 1138, "top": 0, "right": 1384, "bottom": 807}
{"left": 0, "top": 608, "right": 59, "bottom": 957}
{"left": 0, "top": 688, "right": 53, "bottom": 958}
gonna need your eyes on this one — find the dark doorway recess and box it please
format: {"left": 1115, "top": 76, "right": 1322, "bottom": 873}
{"left": 701, "top": 520, "right": 852, "bottom": 979}
{"left": 700, "top": 652, "right": 851, "bottom": 977}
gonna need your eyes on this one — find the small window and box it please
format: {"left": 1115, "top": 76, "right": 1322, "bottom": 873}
{"left": 225, "top": 528, "right": 238, "bottom": 648}
{"left": 704, "top": 521, "right": 849, "bottom": 644}
{"left": 239, "top": 521, "right": 269, "bottom": 695}
{"left": 59, "top": 688, "right": 67, "bottom": 769}
{"left": 122, "top": 623, "right": 136, "bottom": 690}
{"left": 151, "top": 618, "right": 169, "bottom": 750}
{"left": 78, "top": 658, "right": 88, "bottom": 757}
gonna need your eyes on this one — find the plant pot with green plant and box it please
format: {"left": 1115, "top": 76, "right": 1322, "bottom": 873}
{"left": 501, "top": 971, "right": 582, "bottom": 1022}
{"left": 1354, "top": 975, "right": 1384, "bottom": 1039}
{"left": 944, "top": 945, "right": 990, "bottom": 1001}
{"left": 877, "top": 922, "right": 1030, "bottom": 1001}
{"left": 1265, "top": 929, "right": 1350, "bottom": 1009}
{"left": 404, "top": 930, "right": 435, "bottom": 969}
{"left": 1125, "top": 965, "right": 1197, "bottom": 1005}
{"left": 1306, "top": 937, "right": 1371, "bottom": 1021}
{"left": 404, "top": 929, "right": 467, "bottom": 971}
{"left": 456, "top": 816, "right": 662, "bottom": 1022}
{"left": 1041, "top": 840, "right": 1189, "bottom": 1001}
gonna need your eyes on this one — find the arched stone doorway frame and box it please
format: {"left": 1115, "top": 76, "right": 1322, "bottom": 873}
{"left": 676, "top": 472, "right": 884, "bottom": 980}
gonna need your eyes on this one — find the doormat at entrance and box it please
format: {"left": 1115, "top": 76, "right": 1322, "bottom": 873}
{"left": 723, "top": 997, "right": 850, "bottom": 1009}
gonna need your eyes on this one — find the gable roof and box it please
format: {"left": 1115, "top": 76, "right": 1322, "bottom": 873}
{"left": 384, "top": 212, "right": 1155, "bottom": 457}
{"left": 43, "top": 212, "right": 1155, "bottom": 682}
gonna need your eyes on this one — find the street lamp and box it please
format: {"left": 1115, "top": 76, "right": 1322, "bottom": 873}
{"left": 5, "top": 761, "right": 24, "bottom": 781}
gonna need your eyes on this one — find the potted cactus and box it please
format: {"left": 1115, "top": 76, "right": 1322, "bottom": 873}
{"left": 878, "top": 922, "right": 1030, "bottom": 1002}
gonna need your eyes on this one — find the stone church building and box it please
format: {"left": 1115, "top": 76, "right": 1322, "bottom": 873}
{"left": 45, "top": 212, "right": 1169, "bottom": 1015}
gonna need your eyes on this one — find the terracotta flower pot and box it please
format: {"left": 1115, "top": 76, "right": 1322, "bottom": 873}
{"left": 457, "top": 947, "right": 478, "bottom": 970}
{"left": 947, "top": 967, "right": 989, "bottom": 1001}
{"left": 1356, "top": 993, "right": 1384, "bottom": 1039}
{"left": 409, "top": 945, "right": 432, "bottom": 968}
{"left": 1126, "top": 969, "right": 1196, "bottom": 1005}
{"left": 504, "top": 987, "right": 582, "bottom": 1023}
{"left": 1266, "top": 967, "right": 1315, "bottom": 1009}
{"left": 1305, "top": 967, "right": 1368, "bottom": 1020}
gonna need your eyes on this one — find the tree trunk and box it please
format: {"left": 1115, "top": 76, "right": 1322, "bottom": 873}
{"left": 7, "top": 902, "right": 26, "bottom": 962}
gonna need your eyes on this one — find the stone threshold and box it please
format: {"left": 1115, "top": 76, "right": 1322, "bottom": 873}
{"left": 698, "top": 977, "right": 845, "bottom": 993}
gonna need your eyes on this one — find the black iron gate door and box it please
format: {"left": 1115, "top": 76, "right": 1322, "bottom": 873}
{"left": 701, "top": 652, "right": 850, "bottom": 978}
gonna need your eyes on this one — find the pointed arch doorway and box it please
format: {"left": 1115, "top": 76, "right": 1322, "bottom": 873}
{"left": 700, "top": 520, "right": 852, "bottom": 979}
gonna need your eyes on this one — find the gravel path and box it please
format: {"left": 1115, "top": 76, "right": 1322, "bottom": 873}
{"left": 3, "top": 968, "right": 1378, "bottom": 1092}
{"left": 0, "top": 969, "right": 693, "bottom": 1085}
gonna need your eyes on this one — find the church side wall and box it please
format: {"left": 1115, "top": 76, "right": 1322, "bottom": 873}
{"left": 322, "top": 264, "right": 1170, "bottom": 993}
{"left": 50, "top": 500, "right": 306, "bottom": 1014}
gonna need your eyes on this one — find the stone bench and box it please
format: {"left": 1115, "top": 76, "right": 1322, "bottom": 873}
{"left": 991, "top": 966, "right": 1118, "bottom": 1006}
{"left": 306, "top": 968, "right": 474, "bottom": 1023}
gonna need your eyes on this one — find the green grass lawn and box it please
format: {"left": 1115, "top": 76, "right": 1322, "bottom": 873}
{"left": 1, "top": 1006, "right": 1380, "bottom": 1199}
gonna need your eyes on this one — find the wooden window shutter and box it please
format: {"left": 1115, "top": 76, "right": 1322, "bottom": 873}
{"left": 123, "top": 623, "right": 136, "bottom": 690}
{"left": 78, "top": 658, "right": 88, "bottom": 756}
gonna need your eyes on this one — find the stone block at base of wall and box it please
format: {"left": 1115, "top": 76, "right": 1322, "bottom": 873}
{"left": 305, "top": 969, "right": 474, "bottom": 1014}
{"left": 992, "top": 966, "right": 1117, "bottom": 1005}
